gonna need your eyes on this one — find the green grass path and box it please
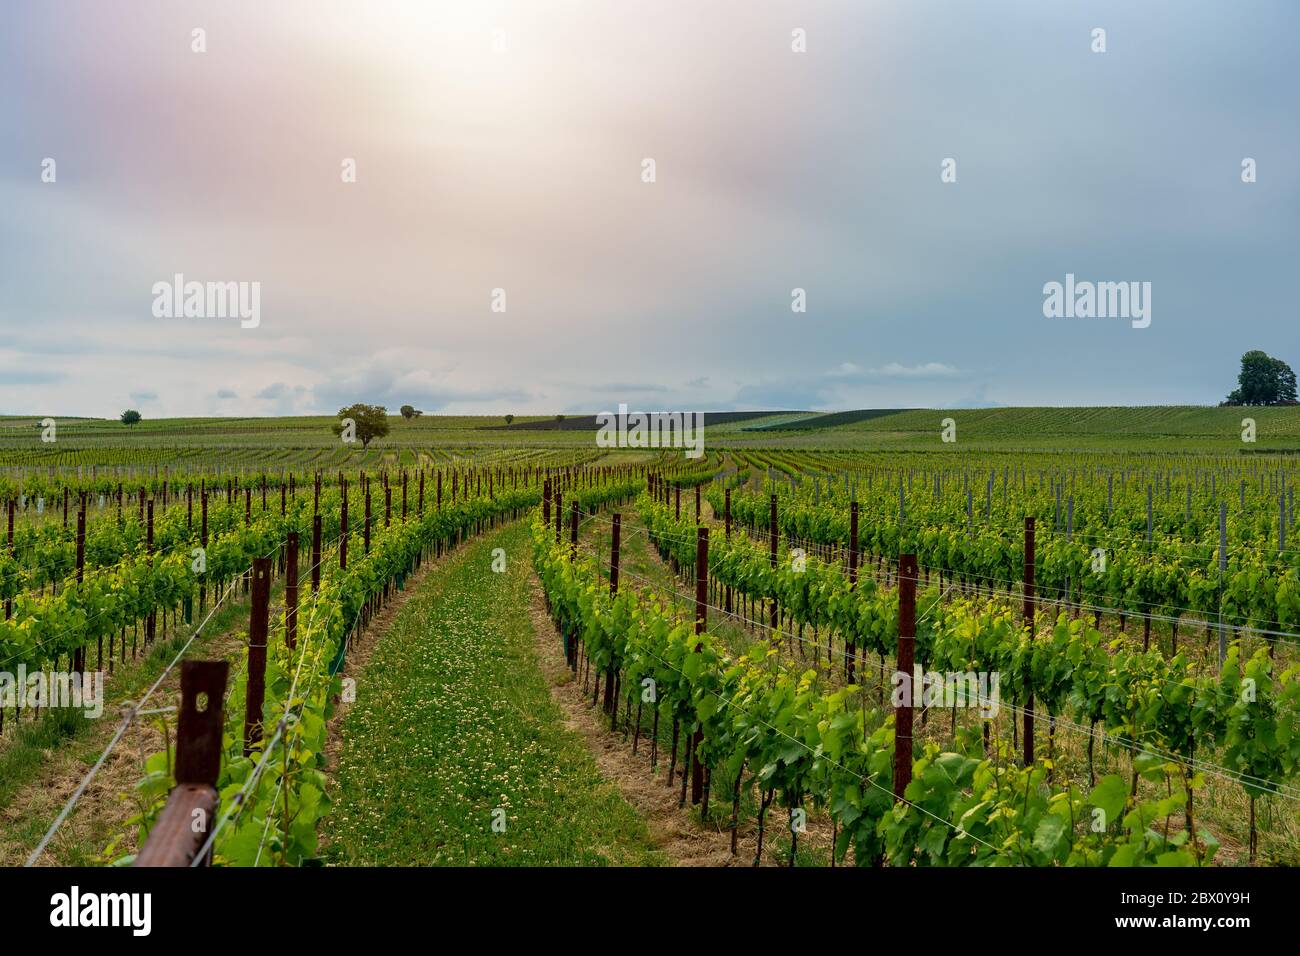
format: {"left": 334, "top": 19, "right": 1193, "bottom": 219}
{"left": 322, "top": 522, "right": 663, "bottom": 866}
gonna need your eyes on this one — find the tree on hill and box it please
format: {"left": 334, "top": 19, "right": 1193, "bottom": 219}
{"left": 555, "top": 414, "right": 565, "bottom": 430}
{"left": 1224, "top": 351, "right": 1298, "bottom": 406}
{"left": 504, "top": 414, "right": 515, "bottom": 425}
{"left": 400, "top": 405, "right": 423, "bottom": 420}
{"left": 332, "top": 404, "right": 391, "bottom": 447}
{"left": 120, "top": 409, "right": 142, "bottom": 425}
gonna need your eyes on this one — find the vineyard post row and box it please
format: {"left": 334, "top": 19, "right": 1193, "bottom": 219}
{"left": 718, "top": 477, "right": 1245, "bottom": 671}
{"left": 679, "top": 473, "right": 1255, "bottom": 766}
{"left": 572, "top": 473, "right": 946, "bottom": 801}
{"left": 128, "top": 459, "right": 680, "bottom": 866}
{"left": 571, "top": 484, "right": 938, "bottom": 808}
{"left": 0, "top": 458, "right": 664, "bottom": 571}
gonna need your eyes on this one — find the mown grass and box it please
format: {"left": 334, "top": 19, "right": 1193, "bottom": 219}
{"left": 323, "top": 523, "right": 664, "bottom": 866}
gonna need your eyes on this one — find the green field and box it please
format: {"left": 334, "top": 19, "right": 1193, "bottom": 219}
{"left": 752, "top": 406, "right": 1300, "bottom": 450}
{"left": 4, "top": 406, "right": 1299, "bottom": 465}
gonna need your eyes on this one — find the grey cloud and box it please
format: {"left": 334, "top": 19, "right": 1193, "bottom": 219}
{"left": 0, "top": 368, "right": 65, "bottom": 385}
{"left": 1, "top": 2, "right": 1296, "bottom": 414}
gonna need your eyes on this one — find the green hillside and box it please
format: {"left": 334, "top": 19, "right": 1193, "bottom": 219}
{"left": 747, "top": 405, "right": 1300, "bottom": 451}
{"left": 3, "top": 406, "right": 1299, "bottom": 457}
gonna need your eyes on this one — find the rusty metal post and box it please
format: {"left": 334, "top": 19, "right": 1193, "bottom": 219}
{"left": 243, "top": 557, "right": 272, "bottom": 757}
{"left": 610, "top": 514, "right": 621, "bottom": 595}
{"left": 199, "top": 491, "right": 208, "bottom": 612}
{"left": 5, "top": 497, "right": 13, "bottom": 620}
{"left": 134, "top": 660, "right": 228, "bottom": 867}
{"left": 847, "top": 501, "right": 859, "bottom": 682}
{"left": 723, "top": 488, "right": 732, "bottom": 614}
{"left": 75, "top": 505, "right": 86, "bottom": 583}
{"left": 570, "top": 500, "right": 579, "bottom": 560}
{"left": 285, "top": 531, "right": 299, "bottom": 649}
{"left": 893, "top": 553, "right": 917, "bottom": 800}
{"left": 146, "top": 500, "right": 156, "bottom": 646}
{"left": 340, "top": 481, "right": 349, "bottom": 570}
{"left": 769, "top": 494, "right": 778, "bottom": 631}
{"left": 1023, "top": 516, "right": 1036, "bottom": 765}
{"left": 691, "top": 526, "right": 709, "bottom": 805}
{"left": 604, "top": 513, "right": 621, "bottom": 714}
{"left": 73, "top": 504, "right": 87, "bottom": 674}
{"left": 364, "top": 489, "right": 372, "bottom": 555}
{"left": 311, "top": 513, "right": 322, "bottom": 593}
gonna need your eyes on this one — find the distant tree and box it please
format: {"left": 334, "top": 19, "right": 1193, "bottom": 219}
{"left": 400, "top": 405, "right": 423, "bottom": 420}
{"left": 504, "top": 414, "right": 515, "bottom": 425}
{"left": 1225, "top": 351, "right": 1297, "bottom": 405}
{"left": 332, "top": 404, "right": 391, "bottom": 448}
{"left": 1276, "top": 360, "right": 1298, "bottom": 404}
{"left": 555, "top": 414, "right": 566, "bottom": 430}
{"left": 120, "top": 409, "right": 142, "bottom": 425}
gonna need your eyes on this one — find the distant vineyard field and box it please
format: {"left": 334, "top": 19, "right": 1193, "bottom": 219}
{"left": 742, "top": 405, "right": 1300, "bottom": 450}
{"left": 5, "top": 407, "right": 1300, "bottom": 460}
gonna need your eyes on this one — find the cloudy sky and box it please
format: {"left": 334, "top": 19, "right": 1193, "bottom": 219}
{"left": 2, "top": 1, "right": 1297, "bottom": 417}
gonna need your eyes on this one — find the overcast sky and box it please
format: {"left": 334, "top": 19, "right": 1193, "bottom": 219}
{"left": 2, "top": 1, "right": 1297, "bottom": 417}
